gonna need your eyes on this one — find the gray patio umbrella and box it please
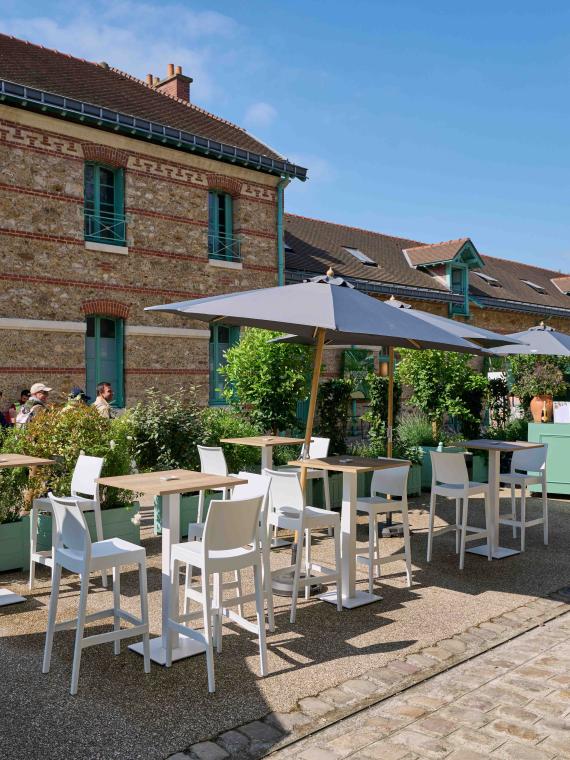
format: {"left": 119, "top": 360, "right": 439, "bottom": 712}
{"left": 491, "top": 322, "right": 570, "bottom": 356}
{"left": 147, "top": 270, "right": 480, "bottom": 485}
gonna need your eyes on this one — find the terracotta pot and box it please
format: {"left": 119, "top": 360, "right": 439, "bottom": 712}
{"left": 530, "top": 394, "right": 553, "bottom": 423}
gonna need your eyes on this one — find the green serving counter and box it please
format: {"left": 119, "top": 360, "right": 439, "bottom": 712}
{"left": 528, "top": 422, "right": 570, "bottom": 495}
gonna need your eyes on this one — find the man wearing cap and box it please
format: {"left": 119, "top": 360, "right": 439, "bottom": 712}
{"left": 17, "top": 382, "right": 51, "bottom": 426}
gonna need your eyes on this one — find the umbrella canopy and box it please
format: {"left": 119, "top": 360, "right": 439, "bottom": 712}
{"left": 491, "top": 322, "right": 570, "bottom": 356}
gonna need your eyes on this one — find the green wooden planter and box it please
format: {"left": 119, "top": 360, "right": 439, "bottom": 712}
{"left": 472, "top": 453, "right": 488, "bottom": 483}
{"left": 154, "top": 493, "right": 215, "bottom": 538}
{"left": 0, "top": 518, "right": 29, "bottom": 572}
{"left": 420, "top": 446, "right": 465, "bottom": 490}
{"left": 305, "top": 472, "right": 342, "bottom": 508}
{"left": 408, "top": 463, "right": 422, "bottom": 496}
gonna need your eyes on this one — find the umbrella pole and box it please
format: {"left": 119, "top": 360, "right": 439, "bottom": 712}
{"left": 387, "top": 346, "right": 395, "bottom": 458}
{"left": 300, "top": 327, "right": 326, "bottom": 495}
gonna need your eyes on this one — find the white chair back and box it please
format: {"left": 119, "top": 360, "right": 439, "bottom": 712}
{"left": 49, "top": 493, "right": 91, "bottom": 555}
{"left": 308, "top": 437, "right": 330, "bottom": 459}
{"left": 70, "top": 455, "right": 104, "bottom": 498}
{"left": 371, "top": 465, "right": 410, "bottom": 498}
{"left": 431, "top": 452, "right": 469, "bottom": 486}
{"left": 198, "top": 445, "right": 228, "bottom": 476}
{"left": 203, "top": 496, "right": 263, "bottom": 553}
{"left": 511, "top": 444, "right": 548, "bottom": 474}
{"left": 264, "top": 468, "right": 304, "bottom": 515}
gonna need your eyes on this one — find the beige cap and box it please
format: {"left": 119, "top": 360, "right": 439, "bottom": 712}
{"left": 30, "top": 382, "right": 52, "bottom": 394}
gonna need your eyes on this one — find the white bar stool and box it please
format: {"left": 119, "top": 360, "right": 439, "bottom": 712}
{"left": 499, "top": 444, "right": 548, "bottom": 551}
{"left": 197, "top": 445, "right": 230, "bottom": 521}
{"left": 428, "top": 452, "right": 492, "bottom": 569}
{"left": 42, "top": 494, "right": 150, "bottom": 695}
{"left": 356, "top": 464, "right": 412, "bottom": 592}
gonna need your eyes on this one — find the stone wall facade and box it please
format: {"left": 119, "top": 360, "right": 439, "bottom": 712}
{"left": 0, "top": 106, "right": 280, "bottom": 407}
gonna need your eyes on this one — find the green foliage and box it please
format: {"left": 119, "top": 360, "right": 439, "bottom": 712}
{"left": 395, "top": 409, "right": 436, "bottom": 464}
{"left": 201, "top": 407, "right": 262, "bottom": 473}
{"left": 317, "top": 378, "right": 353, "bottom": 454}
{"left": 362, "top": 374, "right": 401, "bottom": 457}
{"left": 272, "top": 444, "right": 303, "bottom": 467}
{"left": 486, "top": 376, "right": 511, "bottom": 430}
{"left": 486, "top": 416, "right": 529, "bottom": 442}
{"left": 0, "top": 405, "right": 133, "bottom": 521}
{"left": 220, "top": 328, "right": 312, "bottom": 434}
{"left": 130, "top": 388, "right": 203, "bottom": 472}
{"left": 509, "top": 355, "right": 567, "bottom": 408}
{"left": 397, "top": 349, "right": 488, "bottom": 435}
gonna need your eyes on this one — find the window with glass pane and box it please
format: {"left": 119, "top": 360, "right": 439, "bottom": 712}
{"left": 208, "top": 191, "right": 236, "bottom": 260}
{"left": 84, "top": 163, "right": 125, "bottom": 244}
{"left": 85, "top": 315, "right": 124, "bottom": 406}
{"left": 209, "top": 324, "right": 239, "bottom": 404}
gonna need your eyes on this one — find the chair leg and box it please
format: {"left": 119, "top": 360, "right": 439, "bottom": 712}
{"left": 323, "top": 474, "right": 333, "bottom": 536}
{"left": 201, "top": 569, "right": 215, "bottom": 693}
{"left": 304, "top": 529, "right": 312, "bottom": 600}
{"left": 459, "top": 498, "right": 468, "bottom": 571}
{"left": 262, "top": 536, "right": 275, "bottom": 633}
{"left": 234, "top": 569, "right": 244, "bottom": 617}
{"left": 402, "top": 508, "right": 412, "bottom": 587}
{"left": 93, "top": 506, "right": 108, "bottom": 588}
{"left": 113, "top": 567, "right": 121, "bottom": 655}
{"left": 427, "top": 491, "right": 436, "bottom": 562}
{"left": 216, "top": 573, "right": 223, "bottom": 653}
{"left": 367, "top": 514, "right": 375, "bottom": 594}
{"left": 183, "top": 563, "right": 192, "bottom": 616}
{"left": 166, "top": 558, "right": 179, "bottom": 669}
{"left": 511, "top": 485, "right": 517, "bottom": 538}
{"left": 139, "top": 560, "right": 150, "bottom": 674}
{"left": 42, "top": 562, "right": 62, "bottom": 673}
{"left": 520, "top": 488, "right": 526, "bottom": 552}
{"left": 543, "top": 476, "right": 548, "bottom": 546}
{"left": 334, "top": 521, "right": 342, "bottom": 612}
{"left": 455, "top": 498, "right": 460, "bottom": 554}
{"left": 484, "top": 494, "right": 492, "bottom": 561}
{"left": 290, "top": 528, "right": 304, "bottom": 624}
{"left": 197, "top": 491, "right": 205, "bottom": 523}
{"left": 253, "top": 560, "right": 268, "bottom": 677}
{"left": 29, "top": 504, "right": 39, "bottom": 590}
{"left": 70, "top": 572, "right": 89, "bottom": 695}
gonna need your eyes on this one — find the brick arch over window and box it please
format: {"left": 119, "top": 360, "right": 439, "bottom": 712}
{"left": 81, "top": 300, "right": 130, "bottom": 319}
{"left": 82, "top": 144, "right": 129, "bottom": 169}
{"left": 206, "top": 173, "right": 243, "bottom": 198}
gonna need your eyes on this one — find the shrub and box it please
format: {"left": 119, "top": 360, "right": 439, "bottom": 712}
{"left": 221, "top": 328, "right": 312, "bottom": 434}
{"left": 201, "top": 407, "right": 262, "bottom": 473}
{"left": 509, "top": 355, "right": 567, "bottom": 408}
{"left": 486, "top": 376, "right": 511, "bottom": 430}
{"left": 130, "top": 387, "right": 203, "bottom": 472}
{"left": 317, "top": 378, "right": 353, "bottom": 454}
{"left": 362, "top": 374, "right": 401, "bottom": 456}
{"left": 395, "top": 409, "right": 436, "bottom": 464}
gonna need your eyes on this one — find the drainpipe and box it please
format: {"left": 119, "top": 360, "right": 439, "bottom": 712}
{"left": 276, "top": 176, "right": 290, "bottom": 286}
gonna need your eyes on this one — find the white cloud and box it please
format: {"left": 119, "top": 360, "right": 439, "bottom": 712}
{"left": 243, "top": 101, "right": 277, "bottom": 130}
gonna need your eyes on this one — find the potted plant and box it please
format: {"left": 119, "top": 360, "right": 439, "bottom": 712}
{"left": 510, "top": 357, "right": 567, "bottom": 423}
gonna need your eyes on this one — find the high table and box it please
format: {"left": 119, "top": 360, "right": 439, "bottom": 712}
{"left": 289, "top": 455, "right": 410, "bottom": 609}
{"left": 98, "top": 469, "right": 247, "bottom": 665}
{"left": 221, "top": 435, "right": 304, "bottom": 548}
{"left": 0, "top": 453, "right": 54, "bottom": 607}
{"left": 459, "top": 440, "right": 544, "bottom": 559}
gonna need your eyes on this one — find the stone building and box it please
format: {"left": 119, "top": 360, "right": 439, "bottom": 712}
{"left": 0, "top": 34, "right": 305, "bottom": 406}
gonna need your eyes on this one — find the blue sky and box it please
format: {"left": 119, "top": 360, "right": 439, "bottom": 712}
{"left": 2, "top": 1, "right": 569, "bottom": 268}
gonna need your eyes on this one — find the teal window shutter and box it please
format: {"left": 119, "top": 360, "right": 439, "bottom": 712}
{"left": 84, "top": 163, "right": 126, "bottom": 245}
{"left": 207, "top": 191, "right": 238, "bottom": 261}
{"left": 209, "top": 324, "right": 240, "bottom": 405}
{"left": 85, "top": 315, "right": 125, "bottom": 406}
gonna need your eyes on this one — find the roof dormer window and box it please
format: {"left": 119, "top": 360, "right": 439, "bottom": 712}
{"left": 522, "top": 280, "right": 546, "bottom": 294}
{"left": 474, "top": 272, "right": 502, "bottom": 287}
{"left": 343, "top": 246, "right": 377, "bottom": 266}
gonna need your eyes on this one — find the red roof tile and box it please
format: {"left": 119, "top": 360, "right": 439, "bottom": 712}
{"left": 404, "top": 238, "right": 470, "bottom": 267}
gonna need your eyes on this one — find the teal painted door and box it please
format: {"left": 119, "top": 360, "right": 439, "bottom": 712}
{"left": 85, "top": 316, "right": 125, "bottom": 406}
{"left": 209, "top": 324, "right": 239, "bottom": 404}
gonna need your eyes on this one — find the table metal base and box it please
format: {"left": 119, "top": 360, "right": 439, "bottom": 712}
{"left": 319, "top": 589, "right": 383, "bottom": 609}
{"left": 272, "top": 571, "right": 323, "bottom": 598}
{"left": 0, "top": 588, "right": 26, "bottom": 606}
{"left": 467, "top": 544, "right": 520, "bottom": 560}
{"left": 129, "top": 635, "right": 206, "bottom": 665}
{"left": 270, "top": 537, "right": 292, "bottom": 549}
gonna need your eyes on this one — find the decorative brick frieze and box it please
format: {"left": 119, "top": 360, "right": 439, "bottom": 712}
{"left": 81, "top": 299, "right": 130, "bottom": 319}
{"left": 81, "top": 143, "right": 129, "bottom": 168}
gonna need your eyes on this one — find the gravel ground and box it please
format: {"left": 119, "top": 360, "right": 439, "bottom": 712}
{"left": 1, "top": 491, "right": 568, "bottom": 760}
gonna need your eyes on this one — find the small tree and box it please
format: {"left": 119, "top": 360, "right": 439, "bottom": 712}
{"left": 397, "top": 349, "right": 488, "bottom": 437}
{"left": 486, "top": 376, "right": 511, "bottom": 430}
{"left": 362, "top": 374, "right": 401, "bottom": 456}
{"left": 317, "top": 378, "right": 353, "bottom": 454}
{"left": 509, "top": 355, "right": 567, "bottom": 410}
{"left": 221, "top": 328, "right": 312, "bottom": 434}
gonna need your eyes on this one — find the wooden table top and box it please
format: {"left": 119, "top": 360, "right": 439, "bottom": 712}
{"left": 288, "top": 455, "right": 411, "bottom": 474}
{"left": 459, "top": 439, "right": 544, "bottom": 453}
{"left": 98, "top": 469, "right": 248, "bottom": 496}
{"left": 0, "top": 454, "right": 55, "bottom": 469}
{"left": 221, "top": 436, "right": 305, "bottom": 448}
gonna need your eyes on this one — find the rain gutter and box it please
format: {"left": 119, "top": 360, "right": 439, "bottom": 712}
{"left": 0, "top": 79, "right": 307, "bottom": 181}
{"left": 473, "top": 295, "right": 570, "bottom": 319}
{"left": 276, "top": 177, "right": 290, "bottom": 286}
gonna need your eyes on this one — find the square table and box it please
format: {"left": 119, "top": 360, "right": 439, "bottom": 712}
{"left": 459, "top": 440, "right": 544, "bottom": 559}
{"left": 220, "top": 436, "right": 305, "bottom": 472}
{"left": 98, "top": 469, "right": 247, "bottom": 665}
{"left": 0, "top": 454, "right": 54, "bottom": 606}
{"left": 289, "top": 455, "right": 410, "bottom": 609}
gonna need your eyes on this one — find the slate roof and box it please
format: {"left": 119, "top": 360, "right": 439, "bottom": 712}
{"left": 0, "top": 33, "right": 282, "bottom": 159}
{"left": 404, "top": 238, "right": 470, "bottom": 267}
{"left": 285, "top": 213, "right": 570, "bottom": 313}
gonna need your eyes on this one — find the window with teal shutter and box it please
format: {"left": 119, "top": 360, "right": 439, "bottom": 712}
{"left": 209, "top": 324, "right": 240, "bottom": 405}
{"left": 85, "top": 316, "right": 125, "bottom": 407}
{"left": 448, "top": 264, "right": 469, "bottom": 316}
{"left": 208, "top": 191, "right": 240, "bottom": 261}
{"left": 84, "top": 163, "right": 126, "bottom": 245}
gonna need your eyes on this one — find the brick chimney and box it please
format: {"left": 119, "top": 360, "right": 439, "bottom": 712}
{"left": 154, "top": 63, "right": 193, "bottom": 102}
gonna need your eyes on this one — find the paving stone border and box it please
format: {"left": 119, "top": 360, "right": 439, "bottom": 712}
{"left": 167, "top": 591, "right": 570, "bottom": 760}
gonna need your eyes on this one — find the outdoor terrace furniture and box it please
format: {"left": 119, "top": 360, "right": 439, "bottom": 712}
{"left": 264, "top": 468, "right": 342, "bottom": 623}
{"left": 428, "top": 452, "right": 491, "bottom": 570}
{"left": 280, "top": 436, "right": 332, "bottom": 533}
{"left": 356, "top": 464, "right": 412, "bottom": 593}
{"left": 219, "top": 435, "right": 304, "bottom": 472}
{"left": 42, "top": 494, "right": 150, "bottom": 695}
{"left": 185, "top": 471, "right": 275, "bottom": 632}
{"left": 166, "top": 496, "right": 267, "bottom": 693}
{"left": 30, "top": 455, "right": 105, "bottom": 590}
{"left": 197, "top": 445, "right": 231, "bottom": 521}
{"left": 499, "top": 444, "right": 548, "bottom": 551}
